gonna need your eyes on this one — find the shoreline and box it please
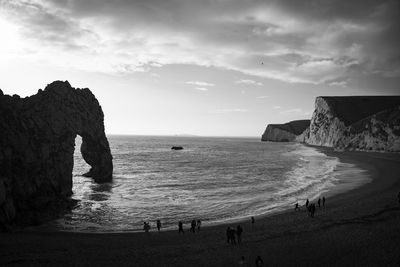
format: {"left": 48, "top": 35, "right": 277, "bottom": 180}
{"left": 34, "top": 143, "right": 371, "bottom": 234}
{"left": 1, "top": 149, "right": 400, "bottom": 266}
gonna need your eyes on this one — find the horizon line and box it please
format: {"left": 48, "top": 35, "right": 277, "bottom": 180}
{"left": 105, "top": 133, "right": 261, "bottom": 138}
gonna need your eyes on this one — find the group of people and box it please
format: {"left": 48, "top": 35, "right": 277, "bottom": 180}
{"left": 143, "top": 219, "right": 202, "bottom": 233}
{"left": 294, "top": 196, "right": 327, "bottom": 218}
{"left": 143, "top": 219, "right": 162, "bottom": 232}
{"left": 307, "top": 203, "right": 316, "bottom": 218}
{"left": 226, "top": 225, "right": 243, "bottom": 244}
{"left": 238, "top": 255, "right": 264, "bottom": 266}
{"left": 178, "top": 219, "right": 201, "bottom": 234}
{"left": 190, "top": 219, "right": 201, "bottom": 233}
{"left": 143, "top": 221, "right": 151, "bottom": 232}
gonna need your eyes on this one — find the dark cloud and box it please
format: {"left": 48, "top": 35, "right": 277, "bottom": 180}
{"left": 0, "top": 0, "right": 96, "bottom": 50}
{"left": 1, "top": 0, "right": 399, "bottom": 83}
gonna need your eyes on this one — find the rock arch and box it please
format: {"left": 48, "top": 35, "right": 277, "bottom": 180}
{"left": 0, "top": 81, "right": 113, "bottom": 228}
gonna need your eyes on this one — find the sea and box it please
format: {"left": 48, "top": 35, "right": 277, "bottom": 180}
{"left": 49, "top": 135, "right": 370, "bottom": 232}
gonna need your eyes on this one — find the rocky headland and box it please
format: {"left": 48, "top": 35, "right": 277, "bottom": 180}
{"left": 261, "top": 120, "right": 310, "bottom": 142}
{"left": 0, "top": 81, "right": 113, "bottom": 230}
{"left": 263, "top": 96, "right": 400, "bottom": 152}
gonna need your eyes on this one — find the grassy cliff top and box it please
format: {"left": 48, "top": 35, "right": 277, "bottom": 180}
{"left": 319, "top": 96, "right": 400, "bottom": 126}
{"left": 268, "top": 120, "right": 310, "bottom": 135}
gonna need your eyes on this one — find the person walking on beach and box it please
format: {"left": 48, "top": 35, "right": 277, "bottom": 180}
{"left": 197, "top": 219, "right": 201, "bottom": 232}
{"left": 190, "top": 219, "right": 196, "bottom": 233}
{"left": 318, "top": 198, "right": 321, "bottom": 208}
{"left": 294, "top": 202, "right": 300, "bottom": 211}
{"left": 251, "top": 216, "right": 255, "bottom": 229}
{"left": 236, "top": 225, "right": 243, "bottom": 244}
{"left": 178, "top": 221, "right": 184, "bottom": 234}
{"left": 308, "top": 204, "right": 313, "bottom": 217}
{"left": 156, "top": 219, "right": 161, "bottom": 232}
{"left": 143, "top": 222, "right": 150, "bottom": 233}
{"left": 305, "top": 199, "right": 309, "bottom": 208}
{"left": 231, "top": 228, "right": 236, "bottom": 244}
{"left": 255, "top": 256, "right": 264, "bottom": 267}
{"left": 323, "top": 196, "right": 326, "bottom": 207}
{"left": 238, "top": 256, "right": 248, "bottom": 266}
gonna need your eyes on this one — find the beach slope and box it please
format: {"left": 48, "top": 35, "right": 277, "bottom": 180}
{"left": 1, "top": 150, "right": 400, "bottom": 266}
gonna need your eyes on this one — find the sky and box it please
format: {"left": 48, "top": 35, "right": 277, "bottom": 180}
{"left": 0, "top": 0, "right": 399, "bottom": 137}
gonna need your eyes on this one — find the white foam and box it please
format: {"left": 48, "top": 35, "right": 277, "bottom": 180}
{"left": 49, "top": 138, "right": 372, "bottom": 233}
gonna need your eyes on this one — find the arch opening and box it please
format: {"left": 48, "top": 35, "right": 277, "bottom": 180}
{"left": 72, "top": 135, "right": 91, "bottom": 197}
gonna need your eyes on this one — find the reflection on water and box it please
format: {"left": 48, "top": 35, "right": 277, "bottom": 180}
{"left": 88, "top": 183, "right": 112, "bottom": 202}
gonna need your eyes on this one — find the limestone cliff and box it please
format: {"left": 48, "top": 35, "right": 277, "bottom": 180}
{"left": 305, "top": 96, "right": 400, "bottom": 151}
{"left": 0, "top": 81, "right": 113, "bottom": 229}
{"left": 261, "top": 120, "right": 310, "bottom": 142}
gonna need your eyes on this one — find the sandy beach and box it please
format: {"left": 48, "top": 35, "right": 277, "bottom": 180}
{"left": 1, "top": 148, "right": 400, "bottom": 267}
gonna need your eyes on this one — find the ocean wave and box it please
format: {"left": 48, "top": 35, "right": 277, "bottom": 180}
{"left": 53, "top": 137, "right": 370, "bottom": 232}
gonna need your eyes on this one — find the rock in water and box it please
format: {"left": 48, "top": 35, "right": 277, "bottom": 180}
{"left": 0, "top": 81, "right": 113, "bottom": 229}
{"left": 261, "top": 120, "right": 310, "bottom": 142}
{"left": 171, "top": 146, "right": 183, "bottom": 150}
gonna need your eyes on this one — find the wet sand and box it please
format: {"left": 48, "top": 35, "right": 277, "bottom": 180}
{"left": 1, "top": 149, "right": 400, "bottom": 266}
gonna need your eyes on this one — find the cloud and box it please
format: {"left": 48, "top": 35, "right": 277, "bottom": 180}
{"left": 0, "top": 0, "right": 96, "bottom": 50}
{"left": 273, "top": 106, "right": 282, "bottom": 109}
{"left": 0, "top": 0, "right": 399, "bottom": 82}
{"left": 257, "top": 95, "right": 269, "bottom": 99}
{"left": 328, "top": 81, "right": 347, "bottom": 87}
{"left": 185, "top": 81, "right": 215, "bottom": 87}
{"left": 195, "top": 87, "right": 208, "bottom": 91}
{"left": 235, "top": 79, "right": 263, "bottom": 86}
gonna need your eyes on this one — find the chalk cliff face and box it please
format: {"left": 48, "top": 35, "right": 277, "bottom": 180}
{"left": 0, "top": 81, "right": 113, "bottom": 229}
{"left": 305, "top": 96, "right": 400, "bottom": 151}
{"left": 261, "top": 120, "right": 310, "bottom": 142}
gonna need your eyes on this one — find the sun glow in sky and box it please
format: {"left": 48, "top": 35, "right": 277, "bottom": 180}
{"left": 0, "top": 16, "right": 21, "bottom": 55}
{"left": 0, "top": 0, "right": 399, "bottom": 136}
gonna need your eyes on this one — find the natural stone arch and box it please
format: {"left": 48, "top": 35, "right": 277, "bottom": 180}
{"left": 0, "top": 81, "right": 113, "bottom": 228}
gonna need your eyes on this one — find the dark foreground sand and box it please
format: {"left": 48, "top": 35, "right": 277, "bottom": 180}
{"left": 1, "top": 149, "right": 400, "bottom": 266}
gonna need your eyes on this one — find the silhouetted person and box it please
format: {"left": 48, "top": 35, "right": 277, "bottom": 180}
{"left": 178, "top": 221, "right": 184, "bottom": 234}
{"left": 323, "top": 196, "right": 326, "bottom": 207}
{"left": 294, "top": 202, "right": 300, "bottom": 211}
{"left": 251, "top": 216, "right": 255, "bottom": 229}
{"left": 230, "top": 228, "right": 236, "bottom": 244}
{"left": 156, "top": 219, "right": 161, "bottom": 232}
{"left": 197, "top": 219, "right": 201, "bottom": 232}
{"left": 311, "top": 204, "right": 316, "bottom": 218}
{"left": 237, "top": 225, "right": 243, "bottom": 244}
{"left": 190, "top": 219, "right": 196, "bottom": 233}
{"left": 318, "top": 198, "right": 321, "bottom": 208}
{"left": 143, "top": 222, "right": 150, "bottom": 233}
{"left": 305, "top": 199, "right": 309, "bottom": 208}
{"left": 238, "top": 255, "right": 247, "bottom": 266}
{"left": 255, "top": 256, "right": 264, "bottom": 267}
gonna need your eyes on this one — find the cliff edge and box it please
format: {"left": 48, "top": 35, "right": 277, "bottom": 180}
{"left": 0, "top": 81, "right": 113, "bottom": 229}
{"left": 261, "top": 120, "right": 310, "bottom": 142}
{"left": 305, "top": 96, "right": 400, "bottom": 151}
